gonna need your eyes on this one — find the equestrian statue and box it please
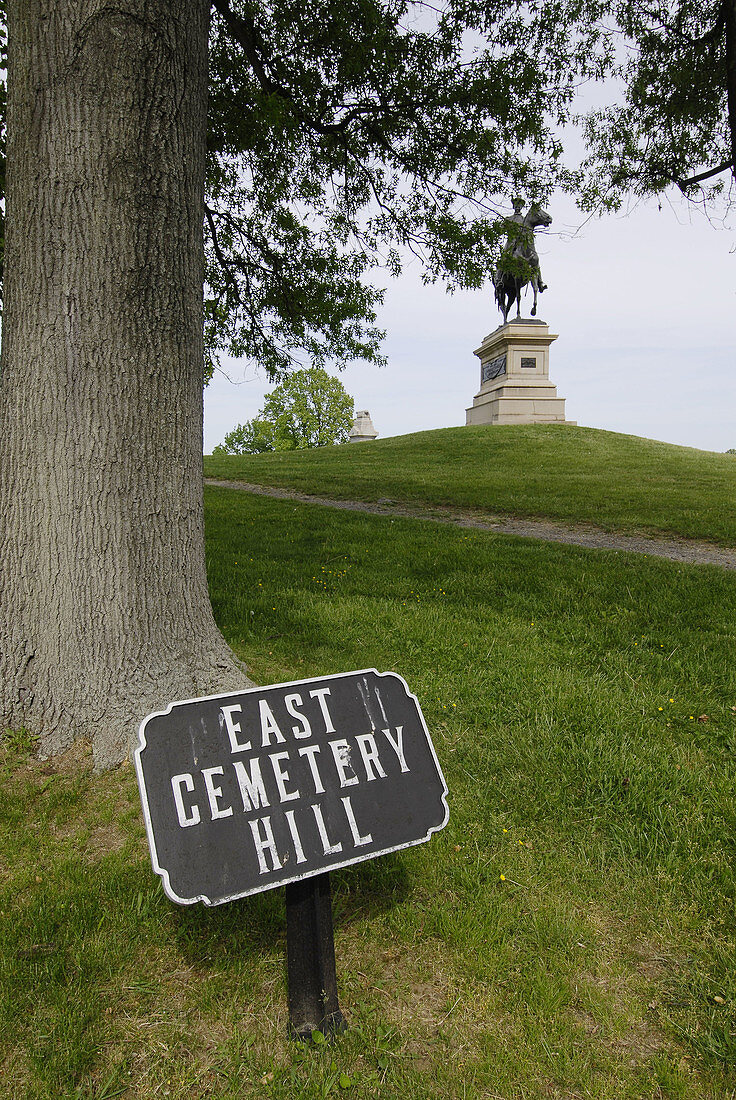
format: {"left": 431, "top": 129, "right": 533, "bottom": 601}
{"left": 493, "top": 200, "right": 552, "bottom": 324}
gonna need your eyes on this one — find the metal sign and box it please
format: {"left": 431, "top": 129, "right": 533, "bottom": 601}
{"left": 135, "top": 669, "right": 449, "bottom": 906}
{"left": 481, "top": 353, "right": 507, "bottom": 384}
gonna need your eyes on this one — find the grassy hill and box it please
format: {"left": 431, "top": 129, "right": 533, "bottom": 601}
{"left": 3, "top": 444, "right": 736, "bottom": 1099}
{"left": 205, "top": 424, "right": 736, "bottom": 545}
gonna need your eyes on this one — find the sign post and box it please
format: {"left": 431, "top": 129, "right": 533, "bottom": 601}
{"left": 135, "top": 668, "right": 448, "bottom": 1036}
{"left": 285, "top": 874, "right": 346, "bottom": 1038}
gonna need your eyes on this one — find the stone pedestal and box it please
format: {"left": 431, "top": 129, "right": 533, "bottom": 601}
{"left": 465, "top": 319, "right": 573, "bottom": 426}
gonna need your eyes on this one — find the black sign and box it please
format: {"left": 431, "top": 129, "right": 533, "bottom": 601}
{"left": 520, "top": 357, "right": 537, "bottom": 369}
{"left": 481, "top": 353, "right": 506, "bottom": 384}
{"left": 135, "top": 670, "right": 448, "bottom": 906}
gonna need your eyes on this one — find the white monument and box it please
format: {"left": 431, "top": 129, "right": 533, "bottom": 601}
{"left": 465, "top": 318, "right": 573, "bottom": 426}
{"left": 349, "top": 409, "right": 378, "bottom": 442}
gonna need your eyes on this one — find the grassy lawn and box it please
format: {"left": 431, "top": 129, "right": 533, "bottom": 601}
{"left": 2, "top": 485, "right": 736, "bottom": 1098}
{"left": 204, "top": 424, "right": 736, "bottom": 546}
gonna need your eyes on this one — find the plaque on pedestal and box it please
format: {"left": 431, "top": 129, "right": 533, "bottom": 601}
{"left": 465, "top": 319, "right": 574, "bottom": 426}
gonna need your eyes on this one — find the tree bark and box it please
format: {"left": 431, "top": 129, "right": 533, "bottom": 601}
{"left": 0, "top": 0, "right": 251, "bottom": 768}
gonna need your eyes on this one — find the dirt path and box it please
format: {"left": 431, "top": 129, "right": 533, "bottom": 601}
{"left": 205, "top": 478, "right": 736, "bottom": 571}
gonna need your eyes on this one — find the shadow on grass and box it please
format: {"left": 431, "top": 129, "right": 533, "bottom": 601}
{"left": 167, "top": 852, "right": 411, "bottom": 967}
{"left": 331, "top": 851, "right": 411, "bottom": 923}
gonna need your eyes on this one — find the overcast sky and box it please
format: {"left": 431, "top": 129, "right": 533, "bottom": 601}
{"left": 203, "top": 188, "right": 736, "bottom": 455}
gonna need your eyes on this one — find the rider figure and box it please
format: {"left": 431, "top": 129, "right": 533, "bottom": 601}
{"left": 502, "top": 198, "right": 547, "bottom": 292}
{"left": 506, "top": 197, "right": 526, "bottom": 239}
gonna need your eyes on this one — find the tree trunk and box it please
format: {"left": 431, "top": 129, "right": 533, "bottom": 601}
{"left": 0, "top": 0, "right": 251, "bottom": 768}
{"left": 725, "top": 0, "right": 736, "bottom": 178}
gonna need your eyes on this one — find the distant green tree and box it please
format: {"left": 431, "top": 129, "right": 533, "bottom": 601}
{"left": 213, "top": 367, "right": 354, "bottom": 453}
{"left": 212, "top": 417, "right": 279, "bottom": 454}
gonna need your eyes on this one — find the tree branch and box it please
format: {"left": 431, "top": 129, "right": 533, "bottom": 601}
{"left": 204, "top": 202, "right": 245, "bottom": 302}
{"left": 677, "top": 159, "right": 735, "bottom": 189}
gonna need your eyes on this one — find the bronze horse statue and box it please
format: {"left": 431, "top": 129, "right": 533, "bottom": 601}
{"left": 493, "top": 203, "right": 552, "bottom": 324}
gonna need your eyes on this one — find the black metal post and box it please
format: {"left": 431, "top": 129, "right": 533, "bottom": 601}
{"left": 285, "top": 872, "right": 347, "bottom": 1039}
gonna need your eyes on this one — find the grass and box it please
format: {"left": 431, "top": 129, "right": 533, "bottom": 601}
{"left": 204, "top": 424, "right": 736, "bottom": 546}
{"left": 2, "top": 484, "right": 736, "bottom": 1098}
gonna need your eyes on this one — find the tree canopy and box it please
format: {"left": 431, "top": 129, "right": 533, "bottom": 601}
{"left": 2, "top": 3, "right": 734, "bottom": 346}
{"left": 200, "top": 0, "right": 612, "bottom": 377}
{"left": 2, "top": 1, "right": 613, "bottom": 372}
{"left": 213, "top": 367, "right": 354, "bottom": 452}
{"left": 579, "top": 0, "right": 736, "bottom": 213}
